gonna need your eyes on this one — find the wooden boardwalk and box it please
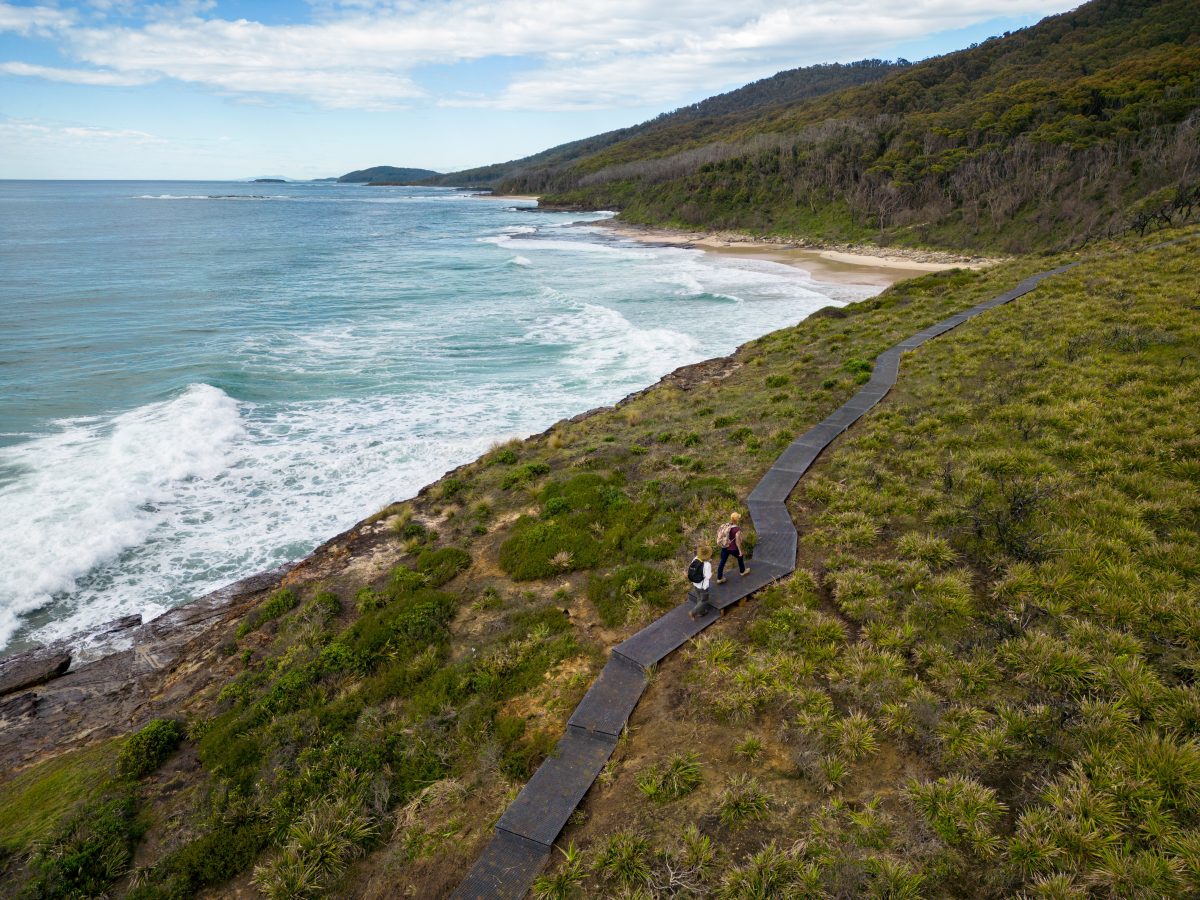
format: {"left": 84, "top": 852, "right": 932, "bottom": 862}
{"left": 452, "top": 263, "right": 1077, "bottom": 899}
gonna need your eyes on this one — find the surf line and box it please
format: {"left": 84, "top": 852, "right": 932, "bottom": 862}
{"left": 453, "top": 262, "right": 1079, "bottom": 900}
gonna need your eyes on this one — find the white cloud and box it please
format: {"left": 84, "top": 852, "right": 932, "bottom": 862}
{"left": 0, "top": 2, "right": 75, "bottom": 35}
{"left": 0, "top": 117, "right": 165, "bottom": 144}
{"left": 0, "top": 1, "right": 1082, "bottom": 111}
{"left": 0, "top": 60, "right": 154, "bottom": 86}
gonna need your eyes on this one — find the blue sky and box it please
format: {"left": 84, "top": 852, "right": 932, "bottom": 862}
{"left": 0, "top": 1, "right": 1081, "bottom": 180}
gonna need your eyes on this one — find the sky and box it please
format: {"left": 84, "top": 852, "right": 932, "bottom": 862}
{"left": 0, "top": 0, "right": 1082, "bottom": 180}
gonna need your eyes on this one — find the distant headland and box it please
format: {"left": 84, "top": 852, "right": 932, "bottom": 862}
{"left": 336, "top": 165, "right": 441, "bottom": 184}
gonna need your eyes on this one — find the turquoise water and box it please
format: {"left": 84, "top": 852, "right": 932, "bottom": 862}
{"left": 0, "top": 180, "right": 875, "bottom": 653}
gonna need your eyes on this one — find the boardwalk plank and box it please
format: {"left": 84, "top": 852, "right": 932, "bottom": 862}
{"left": 568, "top": 654, "right": 647, "bottom": 737}
{"left": 497, "top": 728, "right": 618, "bottom": 847}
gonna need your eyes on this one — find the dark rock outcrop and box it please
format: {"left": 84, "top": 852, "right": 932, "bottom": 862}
{"left": 0, "top": 648, "right": 71, "bottom": 698}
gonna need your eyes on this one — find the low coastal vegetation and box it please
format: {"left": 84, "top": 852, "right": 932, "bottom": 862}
{"left": 1, "top": 226, "right": 1195, "bottom": 897}
{"left": 529, "top": 233, "right": 1200, "bottom": 897}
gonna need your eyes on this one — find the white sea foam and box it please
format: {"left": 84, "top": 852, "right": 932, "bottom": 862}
{"left": 135, "top": 194, "right": 286, "bottom": 201}
{"left": 524, "top": 303, "right": 703, "bottom": 382}
{"left": 503, "top": 236, "right": 659, "bottom": 259}
{"left": 0, "top": 384, "right": 244, "bottom": 647}
{"left": 510, "top": 256, "right": 533, "bottom": 266}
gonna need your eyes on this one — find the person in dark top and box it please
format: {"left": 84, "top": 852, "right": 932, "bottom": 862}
{"left": 687, "top": 545, "right": 714, "bottom": 620}
{"left": 716, "top": 512, "right": 749, "bottom": 583}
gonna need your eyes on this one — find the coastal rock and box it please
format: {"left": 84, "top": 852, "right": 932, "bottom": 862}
{"left": 0, "top": 692, "right": 38, "bottom": 725}
{"left": 99, "top": 614, "right": 143, "bottom": 634}
{"left": 0, "top": 648, "right": 71, "bottom": 697}
{"left": 0, "top": 561, "right": 300, "bottom": 773}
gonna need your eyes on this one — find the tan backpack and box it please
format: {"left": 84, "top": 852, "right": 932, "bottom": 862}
{"left": 716, "top": 522, "right": 734, "bottom": 549}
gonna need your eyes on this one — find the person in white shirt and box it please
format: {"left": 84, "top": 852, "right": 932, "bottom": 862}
{"left": 687, "top": 545, "right": 714, "bottom": 620}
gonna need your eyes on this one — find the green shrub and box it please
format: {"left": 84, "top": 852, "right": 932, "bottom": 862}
{"left": 390, "top": 564, "right": 426, "bottom": 594}
{"left": 542, "top": 496, "right": 570, "bottom": 516}
{"left": 399, "top": 521, "right": 428, "bottom": 540}
{"left": 129, "top": 817, "right": 270, "bottom": 899}
{"left": 500, "top": 475, "right": 655, "bottom": 579}
{"left": 26, "top": 789, "right": 143, "bottom": 899}
{"left": 312, "top": 590, "right": 341, "bottom": 621}
{"left": 345, "top": 590, "right": 457, "bottom": 666}
{"left": 501, "top": 461, "right": 551, "bottom": 489}
{"left": 355, "top": 586, "right": 385, "bottom": 613}
{"left": 316, "top": 642, "right": 359, "bottom": 675}
{"left": 118, "top": 719, "right": 185, "bottom": 779}
{"left": 490, "top": 448, "right": 518, "bottom": 465}
{"left": 499, "top": 517, "right": 600, "bottom": 580}
{"left": 236, "top": 587, "right": 298, "bottom": 638}
{"left": 417, "top": 546, "right": 472, "bottom": 586}
{"left": 765, "top": 374, "right": 789, "bottom": 387}
{"left": 587, "top": 565, "right": 674, "bottom": 626}
{"left": 441, "top": 476, "right": 467, "bottom": 498}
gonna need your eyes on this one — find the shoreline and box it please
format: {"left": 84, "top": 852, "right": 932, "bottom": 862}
{"left": 595, "top": 219, "right": 1004, "bottom": 287}
{"left": 0, "top": 207, "right": 966, "bottom": 669}
{"left": 476, "top": 192, "right": 541, "bottom": 202}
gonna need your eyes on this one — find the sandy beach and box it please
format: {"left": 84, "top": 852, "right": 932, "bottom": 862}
{"left": 478, "top": 192, "right": 542, "bottom": 202}
{"left": 594, "top": 219, "right": 1004, "bottom": 287}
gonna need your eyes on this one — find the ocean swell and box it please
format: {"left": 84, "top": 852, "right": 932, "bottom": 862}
{"left": 0, "top": 384, "right": 243, "bottom": 647}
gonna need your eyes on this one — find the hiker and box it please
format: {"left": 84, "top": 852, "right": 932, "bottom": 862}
{"left": 687, "top": 546, "right": 714, "bottom": 620}
{"left": 716, "top": 512, "right": 749, "bottom": 583}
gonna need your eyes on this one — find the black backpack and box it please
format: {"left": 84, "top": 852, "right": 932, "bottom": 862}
{"left": 687, "top": 557, "right": 705, "bottom": 583}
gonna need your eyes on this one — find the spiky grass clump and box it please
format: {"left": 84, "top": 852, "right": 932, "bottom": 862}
{"left": 593, "top": 830, "right": 652, "bottom": 891}
{"left": 636, "top": 751, "right": 704, "bottom": 802}
{"left": 717, "top": 774, "right": 772, "bottom": 828}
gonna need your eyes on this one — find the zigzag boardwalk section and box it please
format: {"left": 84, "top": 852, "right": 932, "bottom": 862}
{"left": 452, "top": 263, "right": 1076, "bottom": 899}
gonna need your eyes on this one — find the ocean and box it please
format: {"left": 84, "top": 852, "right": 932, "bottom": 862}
{"left": 0, "top": 180, "right": 876, "bottom": 655}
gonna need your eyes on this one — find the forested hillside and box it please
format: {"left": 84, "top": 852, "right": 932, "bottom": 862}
{"left": 426, "top": 60, "right": 905, "bottom": 189}
{"left": 491, "top": 0, "right": 1199, "bottom": 252}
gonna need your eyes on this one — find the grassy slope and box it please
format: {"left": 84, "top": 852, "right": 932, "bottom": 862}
{"left": 532, "top": 232, "right": 1200, "bottom": 898}
{"left": 1, "top": 231, "right": 1196, "bottom": 898}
